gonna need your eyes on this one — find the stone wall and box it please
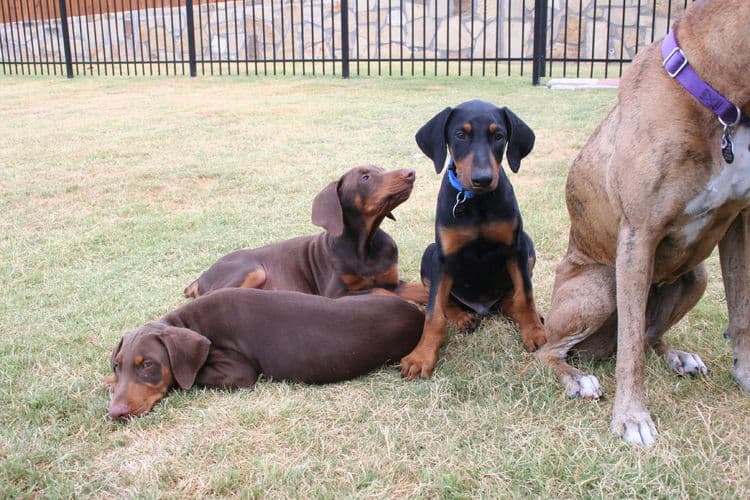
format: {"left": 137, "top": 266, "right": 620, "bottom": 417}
{"left": 0, "top": 0, "right": 692, "bottom": 74}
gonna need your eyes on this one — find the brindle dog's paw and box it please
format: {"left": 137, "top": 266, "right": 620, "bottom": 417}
{"left": 734, "top": 354, "right": 750, "bottom": 393}
{"left": 665, "top": 350, "right": 707, "bottom": 376}
{"left": 611, "top": 410, "right": 657, "bottom": 447}
{"left": 564, "top": 374, "right": 602, "bottom": 399}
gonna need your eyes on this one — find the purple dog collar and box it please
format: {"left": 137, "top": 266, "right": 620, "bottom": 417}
{"left": 662, "top": 28, "right": 742, "bottom": 127}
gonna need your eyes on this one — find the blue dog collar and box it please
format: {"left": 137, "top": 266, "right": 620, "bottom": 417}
{"left": 447, "top": 159, "right": 474, "bottom": 218}
{"left": 447, "top": 162, "right": 475, "bottom": 200}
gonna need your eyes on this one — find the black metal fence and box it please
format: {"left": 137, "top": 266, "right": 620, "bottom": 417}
{"left": 0, "top": 0, "right": 694, "bottom": 81}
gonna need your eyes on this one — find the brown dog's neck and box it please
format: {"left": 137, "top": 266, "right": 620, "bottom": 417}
{"left": 676, "top": 6, "right": 750, "bottom": 112}
{"left": 337, "top": 212, "right": 386, "bottom": 259}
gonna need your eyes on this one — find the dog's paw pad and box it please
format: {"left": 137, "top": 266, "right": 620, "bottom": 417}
{"left": 611, "top": 412, "right": 657, "bottom": 447}
{"left": 665, "top": 350, "right": 707, "bottom": 376}
{"left": 565, "top": 374, "right": 602, "bottom": 399}
{"left": 449, "top": 312, "right": 478, "bottom": 333}
{"left": 400, "top": 354, "right": 436, "bottom": 380}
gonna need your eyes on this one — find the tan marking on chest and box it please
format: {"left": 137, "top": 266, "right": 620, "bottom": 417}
{"left": 479, "top": 219, "right": 518, "bottom": 245}
{"left": 340, "top": 266, "right": 399, "bottom": 292}
{"left": 439, "top": 226, "right": 480, "bottom": 255}
{"left": 340, "top": 274, "right": 374, "bottom": 291}
{"left": 375, "top": 265, "right": 400, "bottom": 287}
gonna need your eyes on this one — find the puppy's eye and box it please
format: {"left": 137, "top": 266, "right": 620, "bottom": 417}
{"left": 360, "top": 174, "right": 370, "bottom": 182}
{"left": 456, "top": 131, "right": 467, "bottom": 140}
{"left": 113, "top": 362, "right": 120, "bottom": 371}
{"left": 493, "top": 132, "right": 504, "bottom": 141}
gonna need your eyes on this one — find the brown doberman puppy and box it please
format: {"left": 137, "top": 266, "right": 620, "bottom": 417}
{"left": 183, "top": 165, "right": 426, "bottom": 303}
{"left": 105, "top": 288, "right": 424, "bottom": 419}
{"left": 400, "top": 99, "right": 546, "bottom": 381}
{"left": 537, "top": 0, "right": 750, "bottom": 446}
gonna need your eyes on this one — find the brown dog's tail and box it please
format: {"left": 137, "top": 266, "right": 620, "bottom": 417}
{"left": 183, "top": 280, "right": 201, "bottom": 298}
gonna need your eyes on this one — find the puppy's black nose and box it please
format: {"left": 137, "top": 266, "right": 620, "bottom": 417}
{"left": 471, "top": 173, "right": 493, "bottom": 188}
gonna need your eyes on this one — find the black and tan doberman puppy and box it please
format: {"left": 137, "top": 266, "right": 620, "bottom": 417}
{"left": 105, "top": 288, "right": 424, "bottom": 419}
{"left": 537, "top": 0, "right": 750, "bottom": 445}
{"left": 400, "top": 99, "right": 546, "bottom": 380}
{"left": 184, "top": 165, "right": 427, "bottom": 303}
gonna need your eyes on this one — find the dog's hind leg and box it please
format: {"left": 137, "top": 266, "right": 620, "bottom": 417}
{"left": 240, "top": 268, "right": 267, "bottom": 289}
{"left": 719, "top": 210, "right": 750, "bottom": 393}
{"left": 645, "top": 264, "right": 708, "bottom": 376}
{"left": 195, "top": 350, "right": 260, "bottom": 389}
{"left": 537, "top": 259, "right": 616, "bottom": 399}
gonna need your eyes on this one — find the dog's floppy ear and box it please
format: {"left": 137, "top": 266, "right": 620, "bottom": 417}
{"left": 311, "top": 181, "right": 344, "bottom": 237}
{"left": 109, "top": 337, "right": 123, "bottom": 370}
{"left": 157, "top": 326, "right": 211, "bottom": 390}
{"left": 499, "top": 107, "right": 535, "bottom": 173}
{"left": 415, "top": 107, "right": 453, "bottom": 173}
{"left": 104, "top": 337, "right": 124, "bottom": 388}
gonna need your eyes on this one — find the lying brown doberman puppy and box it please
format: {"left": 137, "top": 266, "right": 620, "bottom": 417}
{"left": 184, "top": 165, "right": 426, "bottom": 303}
{"left": 105, "top": 288, "right": 424, "bottom": 419}
{"left": 537, "top": 0, "right": 750, "bottom": 445}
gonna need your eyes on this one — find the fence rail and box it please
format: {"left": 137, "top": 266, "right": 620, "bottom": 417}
{"left": 0, "top": 0, "right": 694, "bottom": 81}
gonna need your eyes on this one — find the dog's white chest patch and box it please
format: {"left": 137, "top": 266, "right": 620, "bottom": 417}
{"left": 684, "top": 127, "right": 750, "bottom": 243}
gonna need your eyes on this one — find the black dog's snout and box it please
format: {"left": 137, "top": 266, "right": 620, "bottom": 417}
{"left": 471, "top": 172, "right": 493, "bottom": 188}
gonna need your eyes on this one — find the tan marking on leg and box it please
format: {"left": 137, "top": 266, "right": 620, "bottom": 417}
{"left": 393, "top": 281, "right": 429, "bottom": 305}
{"left": 503, "top": 258, "right": 546, "bottom": 351}
{"left": 400, "top": 274, "right": 454, "bottom": 379}
{"left": 240, "top": 268, "right": 267, "bottom": 289}
{"left": 445, "top": 299, "right": 476, "bottom": 331}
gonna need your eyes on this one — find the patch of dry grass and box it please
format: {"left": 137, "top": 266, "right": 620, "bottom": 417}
{"left": 1, "top": 75, "right": 748, "bottom": 497}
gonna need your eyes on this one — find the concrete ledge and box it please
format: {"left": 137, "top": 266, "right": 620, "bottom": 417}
{"left": 547, "top": 78, "right": 619, "bottom": 90}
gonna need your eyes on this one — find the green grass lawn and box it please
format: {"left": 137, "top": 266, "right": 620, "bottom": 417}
{"left": 1, "top": 75, "right": 748, "bottom": 497}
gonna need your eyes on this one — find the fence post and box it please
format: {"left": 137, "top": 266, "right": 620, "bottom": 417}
{"left": 340, "top": 0, "right": 349, "bottom": 78}
{"left": 57, "top": 0, "right": 74, "bottom": 78}
{"left": 532, "top": 0, "right": 548, "bottom": 85}
{"left": 186, "top": 0, "right": 197, "bottom": 76}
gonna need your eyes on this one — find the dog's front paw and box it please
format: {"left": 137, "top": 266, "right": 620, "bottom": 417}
{"left": 665, "top": 350, "right": 707, "bottom": 376}
{"left": 521, "top": 326, "right": 547, "bottom": 352}
{"left": 446, "top": 308, "right": 477, "bottom": 333}
{"left": 564, "top": 374, "right": 602, "bottom": 399}
{"left": 611, "top": 410, "right": 657, "bottom": 447}
{"left": 400, "top": 351, "right": 437, "bottom": 380}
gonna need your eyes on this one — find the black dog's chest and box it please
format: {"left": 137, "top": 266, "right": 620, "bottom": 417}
{"left": 450, "top": 240, "right": 514, "bottom": 313}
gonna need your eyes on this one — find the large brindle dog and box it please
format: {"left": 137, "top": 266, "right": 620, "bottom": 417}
{"left": 537, "top": 0, "right": 750, "bottom": 446}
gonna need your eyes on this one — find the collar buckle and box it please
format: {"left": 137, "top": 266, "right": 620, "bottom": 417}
{"left": 663, "top": 46, "right": 688, "bottom": 78}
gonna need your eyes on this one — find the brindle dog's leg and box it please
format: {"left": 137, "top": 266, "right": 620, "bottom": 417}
{"left": 537, "top": 258, "right": 616, "bottom": 399}
{"left": 645, "top": 264, "right": 708, "bottom": 376}
{"left": 719, "top": 209, "right": 750, "bottom": 392}
{"left": 611, "top": 226, "right": 657, "bottom": 447}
